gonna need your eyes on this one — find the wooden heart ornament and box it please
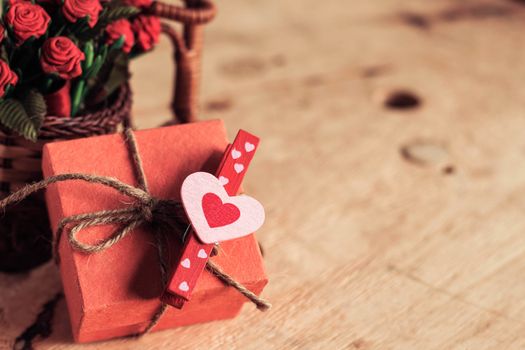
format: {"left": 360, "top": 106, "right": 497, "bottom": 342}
{"left": 181, "top": 172, "right": 265, "bottom": 244}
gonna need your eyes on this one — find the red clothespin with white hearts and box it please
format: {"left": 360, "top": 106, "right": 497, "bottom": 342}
{"left": 162, "top": 130, "right": 263, "bottom": 308}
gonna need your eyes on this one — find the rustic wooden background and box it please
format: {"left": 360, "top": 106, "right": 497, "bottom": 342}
{"left": 2, "top": 0, "right": 525, "bottom": 348}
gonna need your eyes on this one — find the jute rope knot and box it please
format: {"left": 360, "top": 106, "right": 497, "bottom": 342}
{"left": 141, "top": 198, "right": 156, "bottom": 222}
{"left": 0, "top": 128, "right": 271, "bottom": 336}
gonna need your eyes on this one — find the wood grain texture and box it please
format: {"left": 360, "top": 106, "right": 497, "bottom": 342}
{"left": 2, "top": 0, "right": 525, "bottom": 348}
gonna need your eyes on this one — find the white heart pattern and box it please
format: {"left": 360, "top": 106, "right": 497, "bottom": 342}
{"left": 181, "top": 258, "right": 191, "bottom": 268}
{"left": 197, "top": 249, "right": 207, "bottom": 258}
{"left": 231, "top": 148, "right": 241, "bottom": 159}
{"left": 181, "top": 172, "right": 265, "bottom": 244}
{"left": 179, "top": 281, "right": 190, "bottom": 292}
{"left": 219, "top": 176, "right": 229, "bottom": 186}
{"left": 245, "top": 142, "right": 255, "bottom": 152}
{"left": 234, "top": 163, "right": 244, "bottom": 174}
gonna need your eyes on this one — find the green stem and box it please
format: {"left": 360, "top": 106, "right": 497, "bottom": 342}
{"left": 55, "top": 24, "right": 67, "bottom": 37}
{"left": 70, "top": 41, "right": 95, "bottom": 116}
{"left": 84, "top": 42, "right": 94, "bottom": 69}
{"left": 71, "top": 80, "right": 85, "bottom": 116}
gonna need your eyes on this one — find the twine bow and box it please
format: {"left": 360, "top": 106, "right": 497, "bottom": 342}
{"left": 0, "top": 128, "right": 270, "bottom": 335}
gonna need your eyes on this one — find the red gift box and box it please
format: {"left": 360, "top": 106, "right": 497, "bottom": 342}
{"left": 41, "top": 120, "right": 268, "bottom": 342}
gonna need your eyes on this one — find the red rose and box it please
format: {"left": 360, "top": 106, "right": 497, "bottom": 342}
{"left": 40, "top": 37, "right": 86, "bottom": 80}
{"left": 122, "top": 0, "right": 151, "bottom": 8}
{"left": 0, "top": 25, "right": 5, "bottom": 44}
{"left": 0, "top": 60, "right": 18, "bottom": 98}
{"left": 105, "top": 19, "right": 134, "bottom": 53}
{"left": 132, "top": 15, "right": 161, "bottom": 51}
{"left": 62, "top": 0, "right": 102, "bottom": 28}
{"left": 5, "top": 3, "right": 50, "bottom": 44}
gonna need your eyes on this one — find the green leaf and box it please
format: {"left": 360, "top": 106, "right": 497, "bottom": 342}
{"left": 0, "top": 91, "right": 47, "bottom": 141}
{"left": 24, "top": 90, "right": 47, "bottom": 124}
{"left": 100, "top": 6, "right": 140, "bottom": 25}
{"left": 77, "top": 6, "right": 139, "bottom": 40}
{"left": 109, "top": 36, "right": 125, "bottom": 52}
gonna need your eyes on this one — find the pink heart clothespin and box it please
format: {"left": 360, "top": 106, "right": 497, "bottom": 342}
{"left": 162, "top": 130, "right": 262, "bottom": 308}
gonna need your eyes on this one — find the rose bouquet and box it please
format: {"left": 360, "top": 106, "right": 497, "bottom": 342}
{"left": 0, "top": 0, "right": 161, "bottom": 141}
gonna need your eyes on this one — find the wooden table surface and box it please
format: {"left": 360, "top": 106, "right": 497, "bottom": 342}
{"left": 2, "top": 0, "right": 525, "bottom": 348}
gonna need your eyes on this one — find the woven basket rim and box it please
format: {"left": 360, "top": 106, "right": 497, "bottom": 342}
{"left": 37, "top": 83, "right": 132, "bottom": 140}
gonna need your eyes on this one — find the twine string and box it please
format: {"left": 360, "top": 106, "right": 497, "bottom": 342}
{"left": 0, "top": 128, "right": 271, "bottom": 335}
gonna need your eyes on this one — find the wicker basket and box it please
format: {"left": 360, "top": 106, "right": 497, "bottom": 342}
{"left": 0, "top": 0, "right": 216, "bottom": 272}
